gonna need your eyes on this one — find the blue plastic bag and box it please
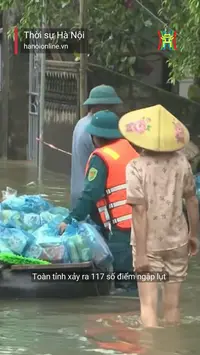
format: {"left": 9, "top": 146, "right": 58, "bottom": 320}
{"left": 39, "top": 211, "right": 56, "bottom": 225}
{"left": 1, "top": 195, "right": 52, "bottom": 213}
{"left": 61, "top": 221, "right": 92, "bottom": 263}
{"left": 72, "top": 234, "right": 92, "bottom": 262}
{"left": 78, "top": 222, "right": 113, "bottom": 267}
{"left": 33, "top": 214, "right": 65, "bottom": 243}
{"left": 0, "top": 226, "right": 34, "bottom": 254}
{"left": 14, "top": 211, "right": 63, "bottom": 232}
{"left": 0, "top": 240, "right": 13, "bottom": 253}
{"left": 64, "top": 237, "right": 81, "bottom": 263}
{"left": 61, "top": 220, "right": 113, "bottom": 266}
{"left": 33, "top": 224, "right": 59, "bottom": 244}
{"left": 0, "top": 210, "right": 21, "bottom": 226}
{"left": 61, "top": 223, "right": 82, "bottom": 263}
{"left": 85, "top": 216, "right": 102, "bottom": 232}
{"left": 21, "top": 213, "right": 42, "bottom": 231}
{"left": 48, "top": 214, "right": 68, "bottom": 229}
{"left": 49, "top": 207, "right": 69, "bottom": 217}
{"left": 0, "top": 211, "right": 43, "bottom": 231}
{"left": 61, "top": 222, "right": 89, "bottom": 262}
{"left": 43, "top": 244, "right": 70, "bottom": 262}
{"left": 24, "top": 241, "right": 70, "bottom": 263}
{"left": 24, "top": 243, "right": 47, "bottom": 259}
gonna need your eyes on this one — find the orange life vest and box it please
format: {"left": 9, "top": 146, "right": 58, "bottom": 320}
{"left": 85, "top": 139, "right": 139, "bottom": 231}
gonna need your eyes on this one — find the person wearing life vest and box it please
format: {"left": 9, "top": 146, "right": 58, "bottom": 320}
{"left": 59, "top": 110, "right": 139, "bottom": 281}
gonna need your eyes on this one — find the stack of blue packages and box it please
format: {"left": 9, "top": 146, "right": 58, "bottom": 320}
{"left": 0, "top": 205, "right": 70, "bottom": 233}
{"left": 1, "top": 194, "right": 52, "bottom": 213}
{"left": 0, "top": 188, "right": 113, "bottom": 268}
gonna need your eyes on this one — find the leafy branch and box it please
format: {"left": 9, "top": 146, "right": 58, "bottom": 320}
{"left": 159, "top": 0, "right": 200, "bottom": 82}
{"left": 0, "top": 0, "right": 162, "bottom": 77}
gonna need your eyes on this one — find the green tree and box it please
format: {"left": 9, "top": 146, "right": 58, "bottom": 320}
{"left": 0, "top": 0, "right": 162, "bottom": 77}
{"left": 159, "top": 0, "right": 200, "bottom": 83}
{"left": 86, "top": 0, "right": 160, "bottom": 77}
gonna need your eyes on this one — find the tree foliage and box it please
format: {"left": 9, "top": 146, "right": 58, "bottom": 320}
{"left": 0, "top": 0, "right": 162, "bottom": 77}
{"left": 159, "top": 0, "right": 200, "bottom": 82}
{"left": 2, "top": 0, "right": 200, "bottom": 82}
{"left": 86, "top": 0, "right": 159, "bottom": 77}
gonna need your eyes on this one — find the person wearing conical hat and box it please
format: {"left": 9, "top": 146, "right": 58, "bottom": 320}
{"left": 60, "top": 110, "right": 139, "bottom": 290}
{"left": 119, "top": 104, "right": 199, "bottom": 327}
{"left": 70, "top": 85, "right": 122, "bottom": 210}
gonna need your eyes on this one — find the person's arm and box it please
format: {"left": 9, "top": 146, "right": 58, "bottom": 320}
{"left": 183, "top": 163, "right": 199, "bottom": 240}
{"left": 64, "top": 155, "right": 107, "bottom": 224}
{"left": 185, "top": 196, "right": 199, "bottom": 237}
{"left": 126, "top": 161, "right": 147, "bottom": 256}
{"left": 70, "top": 123, "right": 94, "bottom": 209}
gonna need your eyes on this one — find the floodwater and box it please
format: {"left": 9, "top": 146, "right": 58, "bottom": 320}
{"left": 0, "top": 160, "right": 199, "bottom": 355}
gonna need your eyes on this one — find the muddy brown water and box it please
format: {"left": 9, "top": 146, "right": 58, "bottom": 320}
{"left": 0, "top": 160, "right": 199, "bottom": 355}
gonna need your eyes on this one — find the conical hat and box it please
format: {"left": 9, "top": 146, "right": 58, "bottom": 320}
{"left": 118, "top": 105, "right": 190, "bottom": 152}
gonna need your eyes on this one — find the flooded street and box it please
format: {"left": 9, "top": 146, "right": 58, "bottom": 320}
{"left": 0, "top": 160, "right": 70, "bottom": 206}
{"left": 0, "top": 160, "right": 199, "bottom": 355}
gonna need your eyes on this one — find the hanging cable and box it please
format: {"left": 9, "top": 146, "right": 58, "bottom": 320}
{"left": 134, "top": 0, "right": 168, "bottom": 27}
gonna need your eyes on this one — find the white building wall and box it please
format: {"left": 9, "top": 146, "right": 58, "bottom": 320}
{"left": 179, "top": 78, "right": 194, "bottom": 99}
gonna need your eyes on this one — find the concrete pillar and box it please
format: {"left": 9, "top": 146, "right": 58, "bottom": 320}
{"left": 179, "top": 78, "right": 194, "bottom": 99}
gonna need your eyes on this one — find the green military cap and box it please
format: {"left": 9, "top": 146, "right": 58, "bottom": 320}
{"left": 83, "top": 85, "right": 122, "bottom": 105}
{"left": 86, "top": 110, "right": 123, "bottom": 139}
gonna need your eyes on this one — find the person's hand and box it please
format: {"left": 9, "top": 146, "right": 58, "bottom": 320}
{"left": 188, "top": 237, "right": 199, "bottom": 256}
{"left": 135, "top": 254, "right": 149, "bottom": 272}
{"left": 59, "top": 222, "right": 67, "bottom": 235}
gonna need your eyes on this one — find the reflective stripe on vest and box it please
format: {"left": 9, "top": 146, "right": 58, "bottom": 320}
{"left": 104, "top": 214, "right": 132, "bottom": 228}
{"left": 102, "top": 147, "right": 120, "bottom": 160}
{"left": 97, "top": 199, "right": 127, "bottom": 227}
{"left": 98, "top": 199, "right": 126, "bottom": 211}
{"left": 106, "top": 183, "right": 127, "bottom": 195}
{"left": 98, "top": 205, "right": 110, "bottom": 220}
{"left": 108, "top": 200, "right": 126, "bottom": 209}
